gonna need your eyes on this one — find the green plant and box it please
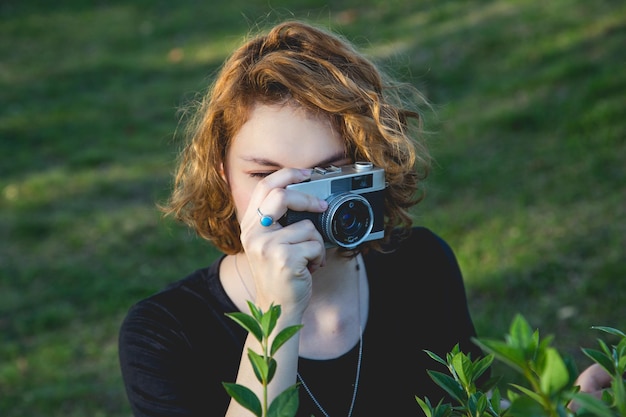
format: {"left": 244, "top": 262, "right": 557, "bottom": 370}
{"left": 417, "top": 314, "right": 626, "bottom": 417}
{"left": 223, "top": 301, "right": 303, "bottom": 417}
{"left": 575, "top": 326, "right": 626, "bottom": 416}
{"left": 225, "top": 306, "right": 626, "bottom": 417}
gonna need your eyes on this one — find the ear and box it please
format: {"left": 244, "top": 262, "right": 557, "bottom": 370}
{"left": 219, "top": 162, "right": 227, "bottom": 182}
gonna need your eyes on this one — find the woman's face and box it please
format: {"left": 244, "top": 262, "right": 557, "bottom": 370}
{"left": 224, "top": 103, "right": 350, "bottom": 222}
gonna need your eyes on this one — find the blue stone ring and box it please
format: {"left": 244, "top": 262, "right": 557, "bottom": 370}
{"left": 257, "top": 208, "right": 275, "bottom": 227}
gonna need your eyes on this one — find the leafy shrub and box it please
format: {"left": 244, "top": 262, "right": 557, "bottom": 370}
{"left": 417, "top": 314, "right": 626, "bottom": 417}
{"left": 225, "top": 306, "right": 626, "bottom": 417}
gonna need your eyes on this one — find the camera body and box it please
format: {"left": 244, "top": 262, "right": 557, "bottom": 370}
{"left": 279, "top": 162, "right": 386, "bottom": 249}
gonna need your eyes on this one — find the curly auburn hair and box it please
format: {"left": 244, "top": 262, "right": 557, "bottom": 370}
{"left": 160, "top": 20, "right": 432, "bottom": 255}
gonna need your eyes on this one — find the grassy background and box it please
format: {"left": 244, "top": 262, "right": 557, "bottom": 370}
{"left": 1, "top": 0, "right": 624, "bottom": 415}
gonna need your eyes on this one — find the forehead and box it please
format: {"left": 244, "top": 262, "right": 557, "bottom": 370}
{"left": 231, "top": 103, "right": 345, "bottom": 167}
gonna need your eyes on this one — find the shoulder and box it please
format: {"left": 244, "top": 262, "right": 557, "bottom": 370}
{"left": 119, "top": 255, "right": 237, "bottom": 344}
{"left": 118, "top": 257, "right": 243, "bottom": 416}
{"left": 376, "top": 226, "right": 458, "bottom": 262}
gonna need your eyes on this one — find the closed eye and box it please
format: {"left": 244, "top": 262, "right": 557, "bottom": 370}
{"left": 249, "top": 171, "right": 275, "bottom": 178}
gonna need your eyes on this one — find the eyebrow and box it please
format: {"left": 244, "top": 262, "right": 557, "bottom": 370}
{"left": 243, "top": 151, "right": 349, "bottom": 169}
{"left": 311, "top": 151, "right": 350, "bottom": 168}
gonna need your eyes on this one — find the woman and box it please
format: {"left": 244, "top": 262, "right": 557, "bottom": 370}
{"left": 118, "top": 20, "right": 486, "bottom": 416}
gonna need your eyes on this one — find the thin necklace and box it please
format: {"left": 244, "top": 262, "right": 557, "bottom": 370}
{"left": 234, "top": 254, "right": 364, "bottom": 417}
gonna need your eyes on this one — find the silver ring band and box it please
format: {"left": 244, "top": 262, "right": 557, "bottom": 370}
{"left": 257, "top": 208, "right": 274, "bottom": 227}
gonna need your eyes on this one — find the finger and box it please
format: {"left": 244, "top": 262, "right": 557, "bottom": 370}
{"left": 249, "top": 220, "right": 326, "bottom": 272}
{"left": 258, "top": 187, "right": 328, "bottom": 220}
{"left": 251, "top": 168, "right": 312, "bottom": 206}
{"left": 282, "top": 221, "right": 326, "bottom": 272}
{"left": 244, "top": 168, "right": 316, "bottom": 228}
{"left": 291, "top": 240, "right": 326, "bottom": 274}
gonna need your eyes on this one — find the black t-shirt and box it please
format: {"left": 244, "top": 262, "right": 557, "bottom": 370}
{"left": 119, "top": 227, "right": 486, "bottom": 416}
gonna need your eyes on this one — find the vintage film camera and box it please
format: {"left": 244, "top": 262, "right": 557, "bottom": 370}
{"left": 279, "top": 162, "right": 386, "bottom": 249}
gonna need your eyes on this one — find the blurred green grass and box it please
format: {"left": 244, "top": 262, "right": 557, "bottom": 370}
{"left": 1, "top": 0, "right": 624, "bottom": 415}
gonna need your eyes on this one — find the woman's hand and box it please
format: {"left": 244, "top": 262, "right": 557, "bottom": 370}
{"left": 569, "top": 363, "right": 613, "bottom": 412}
{"left": 239, "top": 168, "right": 328, "bottom": 316}
{"left": 577, "top": 364, "right": 612, "bottom": 394}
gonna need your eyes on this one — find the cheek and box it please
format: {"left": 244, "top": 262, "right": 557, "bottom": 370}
{"left": 229, "top": 182, "right": 253, "bottom": 223}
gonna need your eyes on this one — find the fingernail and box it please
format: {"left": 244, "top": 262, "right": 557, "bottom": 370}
{"left": 319, "top": 199, "right": 328, "bottom": 210}
{"left": 299, "top": 168, "right": 312, "bottom": 177}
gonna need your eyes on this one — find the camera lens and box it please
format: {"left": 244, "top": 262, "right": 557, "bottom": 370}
{"left": 321, "top": 193, "right": 373, "bottom": 249}
{"left": 339, "top": 209, "right": 357, "bottom": 230}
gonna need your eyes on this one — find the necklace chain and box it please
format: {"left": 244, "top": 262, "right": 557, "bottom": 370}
{"left": 297, "top": 329, "right": 362, "bottom": 417}
{"left": 233, "top": 254, "right": 363, "bottom": 417}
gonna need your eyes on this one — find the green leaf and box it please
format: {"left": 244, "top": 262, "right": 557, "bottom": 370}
{"left": 267, "top": 384, "right": 300, "bottom": 417}
{"left": 618, "top": 355, "right": 626, "bottom": 374}
{"left": 424, "top": 349, "right": 449, "bottom": 368}
{"left": 592, "top": 326, "right": 626, "bottom": 338}
{"left": 569, "top": 392, "right": 614, "bottom": 417}
{"left": 488, "top": 388, "right": 503, "bottom": 413}
{"left": 616, "top": 338, "right": 626, "bottom": 363}
{"left": 260, "top": 305, "right": 279, "bottom": 337}
{"left": 270, "top": 324, "right": 303, "bottom": 356}
{"left": 596, "top": 338, "right": 613, "bottom": 358}
{"left": 266, "top": 357, "right": 277, "bottom": 383}
{"left": 427, "top": 370, "right": 466, "bottom": 403}
{"left": 467, "top": 392, "right": 489, "bottom": 415}
{"left": 611, "top": 375, "right": 626, "bottom": 415}
{"left": 222, "top": 382, "right": 262, "bottom": 417}
{"left": 247, "top": 353, "right": 275, "bottom": 385}
{"left": 248, "top": 350, "right": 269, "bottom": 383}
{"left": 537, "top": 334, "right": 555, "bottom": 356}
{"left": 508, "top": 394, "right": 547, "bottom": 417}
{"left": 471, "top": 354, "right": 495, "bottom": 383}
{"left": 539, "top": 347, "right": 569, "bottom": 395}
{"left": 473, "top": 339, "right": 526, "bottom": 372}
{"left": 509, "top": 314, "right": 535, "bottom": 350}
{"left": 248, "top": 300, "right": 264, "bottom": 322}
{"left": 415, "top": 397, "right": 452, "bottom": 417}
{"left": 451, "top": 352, "right": 471, "bottom": 387}
{"left": 581, "top": 348, "right": 615, "bottom": 374}
{"left": 415, "top": 396, "right": 434, "bottom": 417}
{"left": 226, "top": 311, "right": 263, "bottom": 342}
{"left": 510, "top": 383, "right": 544, "bottom": 405}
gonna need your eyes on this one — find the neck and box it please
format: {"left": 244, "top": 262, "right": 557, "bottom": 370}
{"left": 300, "top": 253, "right": 365, "bottom": 359}
{"left": 309, "top": 251, "right": 360, "bottom": 294}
